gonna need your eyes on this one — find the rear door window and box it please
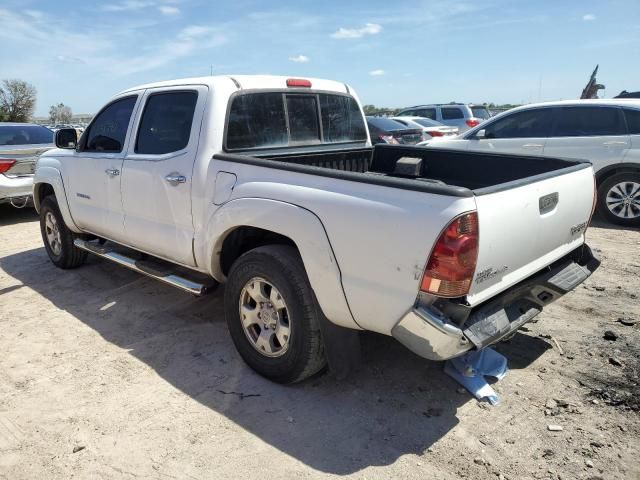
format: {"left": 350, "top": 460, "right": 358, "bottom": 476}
{"left": 623, "top": 108, "right": 640, "bottom": 134}
{"left": 416, "top": 108, "right": 436, "bottom": 119}
{"left": 226, "top": 92, "right": 366, "bottom": 150}
{"left": 552, "top": 107, "right": 625, "bottom": 137}
{"left": 441, "top": 107, "right": 464, "bottom": 120}
{"left": 135, "top": 91, "right": 198, "bottom": 154}
{"left": 83, "top": 96, "right": 137, "bottom": 153}
{"left": 0, "top": 125, "right": 53, "bottom": 145}
{"left": 484, "top": 108, "right": 553, "bottom": 139}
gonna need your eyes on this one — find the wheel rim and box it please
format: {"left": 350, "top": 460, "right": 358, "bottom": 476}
{"left": 606, "top": 181, "right": 640, "bottom": 219}
{"left": 239, "top": 277, "right": 291, "bottom": 358}
{"left": 44, "top": 211, "right": 62, "bottom": 256}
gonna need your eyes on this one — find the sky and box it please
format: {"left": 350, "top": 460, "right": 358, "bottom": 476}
{"left": 1, "top": 0, "right": 639, "bottom": 117}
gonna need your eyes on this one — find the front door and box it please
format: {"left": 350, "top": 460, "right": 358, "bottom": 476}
{"left": 63, "top": 94, "right": 140, "bottom": 241}
{"left": 120, "top": 86, "right": 207, "bottom": 266}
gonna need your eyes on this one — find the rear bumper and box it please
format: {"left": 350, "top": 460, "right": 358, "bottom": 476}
{"left": 391, "top": 244, "right": 600, "bottom": 361}
{"left": 0, "top": 174, "right": 33, "bottom": 202}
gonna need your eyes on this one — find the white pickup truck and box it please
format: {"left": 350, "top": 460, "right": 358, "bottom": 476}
{"left": 34, "top": 75, "right": 600, "bottom": 383}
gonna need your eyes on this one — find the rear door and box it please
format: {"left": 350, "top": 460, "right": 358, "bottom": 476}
{"left": 465, "top": 107, "right": 553, "bottom": 155}
{"left": 120, "top": 85, "right": 207, "bottom": 266}
{"left": 543, "top": 106, "right": 629, "bottom": 171}
{"left": 467, "top": 163, "right": 595, "bottom": 306}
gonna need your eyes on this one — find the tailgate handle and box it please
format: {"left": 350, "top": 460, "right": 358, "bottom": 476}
{"left": 539, "top": 192, "right": 559, "bottom": 214}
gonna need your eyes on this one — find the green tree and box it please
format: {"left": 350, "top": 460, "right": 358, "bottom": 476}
{"left": 0, "top": 79, "right": 37, "bottom": 122}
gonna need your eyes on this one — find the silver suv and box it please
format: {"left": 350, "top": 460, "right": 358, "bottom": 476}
{"left": 396, "top": 103, "right": 491, "bottom": 132}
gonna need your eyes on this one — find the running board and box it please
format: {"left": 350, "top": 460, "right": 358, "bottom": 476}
{"left": 73, "top": 239, "right": 216, "bottom": 296}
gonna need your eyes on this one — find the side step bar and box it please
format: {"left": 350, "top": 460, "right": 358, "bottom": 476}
{"left": 73, "top": 239, "right": 216, "bottom": 296}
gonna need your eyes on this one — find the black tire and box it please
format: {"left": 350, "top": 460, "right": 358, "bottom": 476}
{"left": 224, "top": 245, "right": 326, "bottom": 383}
{"left": 597, "top": 172, "right": 640, "bottom": 227}
{"left": 39, "top": 195, "right": 87, "bottom": 269}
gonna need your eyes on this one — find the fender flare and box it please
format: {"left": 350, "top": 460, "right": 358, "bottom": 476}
{"left": 200, "top": 197, "right": 361, "bottom": 330}
{"left": 33, "top": 167, "right": 82, "bottom": 233}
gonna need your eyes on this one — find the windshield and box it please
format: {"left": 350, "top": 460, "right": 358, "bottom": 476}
{"left": 471, "top": 107, "right": 491, "bottom": 119}
{"left": 367, "top": 117, "right": 408, "bottom": 131}
{"left": 412, "top": 118, "right": 442, "bottom": 127}
{"left": 0, "top": 125, "right": 54, "bottom": 146}
{"left": 226, "top": 92, "right": 367, "bottom": 150}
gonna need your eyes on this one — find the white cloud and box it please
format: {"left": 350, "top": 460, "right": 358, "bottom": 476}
{"left": 56, "top": 55, "right": 86, "bottom": 64}
{"left": 369, "top": 69, "right": 385, "bottom": 76}
{"left": 102, "top": 1, "right": 156, "bottom": 12}
{"left": 583, "top": 13, "right": 596, "bottom": 21}
{"left": 288, "top": 55, "right": 309, "bottom": 63}
{"left": 159, "top": 5, "right": 179, "bottom": 15}
{"left": 331, "top": 23, "right": 382, "bottom": 39}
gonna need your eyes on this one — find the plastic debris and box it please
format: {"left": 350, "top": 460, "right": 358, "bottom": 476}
{"left": 444, "top": 347, "right": 508, "bottom": 406}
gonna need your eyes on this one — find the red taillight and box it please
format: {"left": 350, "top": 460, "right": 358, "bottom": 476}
{"left": 427, "top": 131, "right": 444, "bottom": 137}
{"left": 286, "top": 78, "right": 312, "bottom": 88}
{"left": 420, "top": 212, "right": 479, "bottom": 298}
{"left": 0, "top": 159, "right": 17, "bottom": 174}
{"left": 466, "top": 119, "right": 480, "bottom": 128}
{"left": 379, "top": 134, "right": 399, "bottom": 144}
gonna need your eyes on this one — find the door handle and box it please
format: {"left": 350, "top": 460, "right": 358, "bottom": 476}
{"left": 522, "top": 143, "right": 543, "bottom": 148}
{"left": 603, "top": 141, "right": 627, "bottom": 146}
{"left": 165, "top": 174, "right": 187, "bottom": 184}
{"left": 105, "top": 168, "right": 120, "bottom": 176}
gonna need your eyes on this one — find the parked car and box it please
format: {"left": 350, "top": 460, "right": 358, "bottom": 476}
{"left": 396, "top": 103, "right": 491, "bottom": 132}
{"left": 366, "top": 116, "right": 424, "bottom": 144}
{"left": 0, "top": 123, "right": 54, "bottom": 207}
{"left": 390, "top": 116, "right": 458, "bottom": 139}
{"left": 33, "top": 75, "right": 598, "bottom": 385}
{"left": 421, "top": 99, "right": 640, "bottom": 227}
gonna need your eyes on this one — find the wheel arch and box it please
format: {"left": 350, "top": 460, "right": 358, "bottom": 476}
{"left": 200, "top": 198, "right": 360, "bottom": 330}
{"left": 32, "top": 166, "right": 82, "bottom": 233}
{"left": 595, "top": 163, "right": 640, "bottom": 186}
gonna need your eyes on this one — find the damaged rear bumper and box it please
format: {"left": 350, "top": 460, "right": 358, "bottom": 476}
{"left": 392, "top": 244, "right": 600, "bottom": 361}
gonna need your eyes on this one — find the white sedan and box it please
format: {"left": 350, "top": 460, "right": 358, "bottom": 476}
{"left": 390, "top": 116, "right": 458, "bottom": 140}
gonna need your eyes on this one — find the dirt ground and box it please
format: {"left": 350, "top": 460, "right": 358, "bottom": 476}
{"left": 0, "top": 204, "right": 638, "bottom": 480}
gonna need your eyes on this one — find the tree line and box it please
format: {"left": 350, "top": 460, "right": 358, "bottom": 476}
{"left": 0, "top": 78, "right": 74, "bottom": 124}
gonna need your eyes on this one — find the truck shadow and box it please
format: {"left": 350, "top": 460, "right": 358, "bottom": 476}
{"left": 1, "top": 247, "right": 549, "bottom": 474}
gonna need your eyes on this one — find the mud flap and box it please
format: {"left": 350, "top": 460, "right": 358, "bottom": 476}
{"left": 317, "top": 312, "right": 362, "bottom": 380}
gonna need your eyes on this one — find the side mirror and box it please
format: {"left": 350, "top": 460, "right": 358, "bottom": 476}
{"left": 474, "top": 129, "right": 486, "bottom": 139}
{"left": 55, "top": 128, "right": 78, "bottom": 149}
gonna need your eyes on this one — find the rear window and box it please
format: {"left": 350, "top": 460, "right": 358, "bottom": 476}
{"left": 553, "top": 107, "right": 625, "bottom": 137}
{"left": 0, "top": 125, "right": 53, "bottom": 146}
{"left": 367, "top": 117, "right": 407, "bottom": 131}
{"left": 624, "top": 108, "right": 640, "bottom": 134}
{"left": 441, "top": 107, "right": 464, "bottom": 120}
{"left": 226, "top": 92, "right": 366, "bottom": 150}
{"left": 471, "top": 106, "right": 491, "bottom": 119}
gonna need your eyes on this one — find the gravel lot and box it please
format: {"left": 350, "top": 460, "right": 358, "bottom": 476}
{"left": 1, "top": 205, "right": 638, "bottom": 480}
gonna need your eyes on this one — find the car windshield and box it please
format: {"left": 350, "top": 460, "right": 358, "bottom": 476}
{"left": 471, "top": 107, "right": 491, "bottom": 119}
{"left": 367, "top": 117, "right": 407, "bottom": 131}
{"left": 0, "top": 125, "right": 54, "bottom": 146}
{"left": 412, "top": 118, "right": 442, "bottom": 127}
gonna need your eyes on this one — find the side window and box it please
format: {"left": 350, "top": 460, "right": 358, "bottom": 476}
{"left": 484, "top": 109, "right": 553, "bottom": 139}
{"left": 623, "top": 109, "right": 640, "bottom": 134}
{"left": 441, "top": 107, "right": 464, "bottom": 120}
{"left": 416, "top": 108, "right": 436, "bottom": 119}
{"left": 398, "top": 110, "right": 414, "bottom": 116}
{"left": 553, "top": 107, "right": 625, "bottom": 137}
{"left": 136, "top": 91, "right": 198, "bottom": 154}
{"left": 83, "top": 96, "right": 137, "bottom": 153}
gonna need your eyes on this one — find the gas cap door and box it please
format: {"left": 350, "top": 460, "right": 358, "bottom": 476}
{"left": 213, "top": 171, "right": 237, "bottom": 205}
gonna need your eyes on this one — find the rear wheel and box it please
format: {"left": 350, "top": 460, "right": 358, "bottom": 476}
{"left": 597, "top": 172, "right": 640, "bottom": 227}
{"left": 39, "top": 196, "right": 87, "bottom": 269}
{"left": 224, "top": 245, "right": 326, "bottom": 383}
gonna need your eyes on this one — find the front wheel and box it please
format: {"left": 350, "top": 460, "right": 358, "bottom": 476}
{"left": 39, "top": 196, "right": 87, "bottom": 269}
{"left": 224, "top": 245, "right": 326, "bottom": 383}
{"left": 597, "top": 172, "right": 640, "bottom": 227}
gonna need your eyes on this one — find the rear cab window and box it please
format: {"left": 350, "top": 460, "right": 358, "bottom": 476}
{"left": 226, "top": 92, "right": 367, "bottom": 151}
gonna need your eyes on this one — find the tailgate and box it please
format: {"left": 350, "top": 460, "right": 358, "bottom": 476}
{"left": 466, "top": 164, "right": 595, "bottom": 306}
